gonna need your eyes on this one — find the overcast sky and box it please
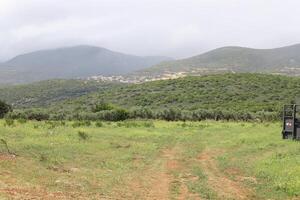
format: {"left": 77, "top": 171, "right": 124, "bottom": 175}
{"left": 0, "top": 0, "right": 300, "bottom": 61}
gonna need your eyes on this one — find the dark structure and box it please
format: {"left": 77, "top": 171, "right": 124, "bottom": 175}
{"left": 282, "top": 104, "right": 300, "bottom": 140}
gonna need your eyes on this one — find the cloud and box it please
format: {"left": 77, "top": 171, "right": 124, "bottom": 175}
{"left": 0, "top": 0, "right": 300, "bottom": 61}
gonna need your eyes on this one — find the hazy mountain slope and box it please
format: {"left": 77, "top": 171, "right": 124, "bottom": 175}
{"left": 0, "top": 45, "right": 172, "bottom": 84}
{"left": 139, "top": 44, "right": 300, "bottom": 75}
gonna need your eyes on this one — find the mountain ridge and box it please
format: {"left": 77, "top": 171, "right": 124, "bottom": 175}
{"left": 137, "top": 43, "right": 300, "bottom": 76}
{"left": 0, "top": 45, "right": 172, "bottom": 84}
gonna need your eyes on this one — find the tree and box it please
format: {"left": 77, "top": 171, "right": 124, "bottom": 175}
{"left": 92, "top": 101, "right": 115, "bottom": 112}
{"left": 0, "top": 100, "right": 12, "bottom": 118}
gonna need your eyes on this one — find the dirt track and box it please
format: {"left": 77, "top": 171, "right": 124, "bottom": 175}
{"left": 198, "top": 149, "right": 253, "bottom": 200}
{"left": 120, "top": 147, "right": 253, "bottom": 200}
{"left": 1, "top": 148, "right": 253, "bottom": 200}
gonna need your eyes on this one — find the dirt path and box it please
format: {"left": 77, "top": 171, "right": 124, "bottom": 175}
{"left": 198, "top": 149, "right": 253, "bottom": 200}
{"left": 1, "top": 148, "right": 253, "bottom": 200}
{"left": 146, "top": 147, "right": 201, "bottom": 200}
{"left": 121, "top": 147, "right": 200, "bottom": 200}
{"left": 164, "top": 148, "right": 201, "bottom": 200}
{"left": 144, "top": 149, "right": 176, "bottom": 200}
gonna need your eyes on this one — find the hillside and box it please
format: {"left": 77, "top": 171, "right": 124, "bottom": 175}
{"left": 0, "top": 45, "right": 172, "bottom": 84}
{"left": 0, "top": 79, "right": 118, "bottom": 108}
{"left": 3, "top": 73, "right": 300, "bottom": 119}
{"left": 137, "top": 44, "right": 300, "bottom": 76}
{"left": 56, "top": 73, "right": 296, "bottom": 113}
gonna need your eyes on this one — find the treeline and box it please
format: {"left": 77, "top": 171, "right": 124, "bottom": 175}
{"left": 5, "top": 107, "right": 280, "bottom": 122}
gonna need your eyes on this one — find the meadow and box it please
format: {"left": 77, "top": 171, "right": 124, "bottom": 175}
{"left": 0, "top": 120, "right": 299, "bottom": 200}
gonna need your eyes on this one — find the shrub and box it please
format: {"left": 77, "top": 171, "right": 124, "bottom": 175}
{"left": 72, "top": 121, "right": 91, "bottom": 128}
{"left": 72, "top": 121, "right": 82, "bottom": 128}
{"left": 129, "top": 108, "right": 154, "bottom": 119}
{"left": 92, "top": 101, "right": 115, "bottom": 112}
{"left": 5, "top": 110, "right": 26, "bottom": 120}
{"left": 83, "top": 120, "right": 92, "bottom": 126}
{"left": 17, "top": 118, "right": 27, "bottom": 124}
{"left": 158, "top": 108, "right": 182, "bottom": 121}
{"left": 0, "top": 100, "right": 12, "bottom": 118}
{"left": 98, "top": 109, "right": 129, "bottom": 121}
{"left": 142, "top": 121, "right": 155, "bottom": 128}
{"left": 78, "top": 131, "right": 89, "bottom": 140}
{"left": 49, "top": 113, "right": 66, "bottom": 121}
{"left": 113, "top": 109, "right": 129, "bottom": 121}
{"left": 4, "top": 119, "right": 14, "bottom": 127}
{"left": 95, "top": 121, "right": 104, "bottom": 127}
{"left": 25, "top": 110, "right": 50, "bottom": 121}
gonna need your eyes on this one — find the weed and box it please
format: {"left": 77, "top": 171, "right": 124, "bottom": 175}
{"left": 39, "top": 154, "right": 48, "bottom": 162}
{"left": 17, "top": 118, "right": 27, "bottom": 124}
{"left": 78, "top": 131, "right": 89, "bottom": 140}
{"left": 4, "top": 119, "right": 14, "bottom": 127}
{"left": 95, "top": 121, "right": 104, "bottom": 127}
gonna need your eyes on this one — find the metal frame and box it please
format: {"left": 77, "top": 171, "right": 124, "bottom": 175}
{"left": 282, "top": 104, "right": 300, "bottom": 140}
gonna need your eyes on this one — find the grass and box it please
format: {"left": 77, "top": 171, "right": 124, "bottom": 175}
{"left": 0, "top": 120, "right": 299, "bottom": 199}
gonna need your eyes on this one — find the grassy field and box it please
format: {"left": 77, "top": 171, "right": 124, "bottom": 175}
{"left": 0, "top": 120, "right": 299, "bottom": 200}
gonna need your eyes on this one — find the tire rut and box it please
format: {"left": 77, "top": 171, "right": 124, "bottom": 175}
{"left": 198, "top": 149, "right": 253, "bottom": 200}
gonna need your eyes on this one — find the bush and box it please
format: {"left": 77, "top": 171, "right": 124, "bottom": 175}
{"left": 4, "top": 119, "right": 14, "bottom": 127}
{"left": 72, "top": 121, "right": 82, "bottom": 128}
{"left": 78, "top": 131, "right": 89, "bottom": 140}
{"left": 98, "top": 109, "right": 129, "bottom": 121}
{"left": 83, "top": 120, "right": 92, "bottom": 126}
{"left": 72, "top": 121, "right": 91, "bottom": 128}
{"left": 95, "top": 121, "right": 104, "bottom": 127}
{"left": 129, "top": 108, "right": 154, "bottom": 119}
{"left": 5, "top": 110, "right": 26, "bottom": 120}
{"left": 158, "top": 108, "right": 182, "bottom": 121}
{"left": 49, "top": 113, "right": 66, "bottom": 121}
{"left": 26, "top": 111, "right": 50, "bottom": 121}
{"left": 17, "top": 118, "right": 27, "bottom": 124}
{"left": 92, "top": 101, "right": 115, "bottom": 112}
{"left": 0, "top": 100, "right": 12, "bottom": 118}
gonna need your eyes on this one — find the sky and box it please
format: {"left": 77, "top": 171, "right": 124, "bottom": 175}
{"left": 0, "top": 0, "right": 300, "bottom": 61}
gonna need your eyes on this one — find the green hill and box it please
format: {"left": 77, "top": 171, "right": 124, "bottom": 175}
{"left": 0, "top": 79, "right": 118, "bottom": 108}
{"left": 138, "top": 44, "right": 300, "bottom": 76}
{"left": 3, "top": 73, "right": 300, "bottom": 121}
{"left": 57, "top": 73, "right": 295, "bottom": 112}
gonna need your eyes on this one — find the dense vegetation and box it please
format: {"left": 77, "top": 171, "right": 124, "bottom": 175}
{"left": 0, "top": 79, "right": 118, "bottom": 108}
{"left": 2, "top": 73, "right": 300, "bottom": 121}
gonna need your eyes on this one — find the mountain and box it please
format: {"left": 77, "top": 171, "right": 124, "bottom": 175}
{"left": 0, "top": 45, "right": 172, "bottom": 84}
{"left": 137, "top": 44, "right": 300, "bottom": 76}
